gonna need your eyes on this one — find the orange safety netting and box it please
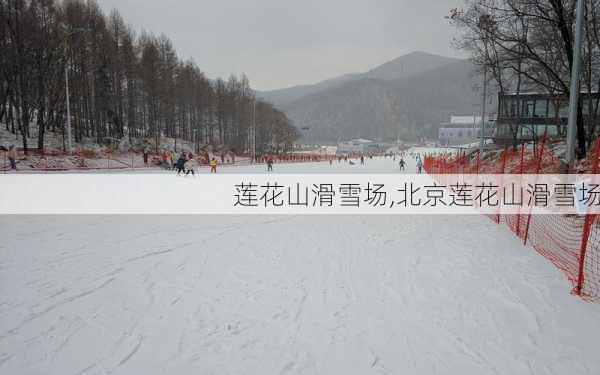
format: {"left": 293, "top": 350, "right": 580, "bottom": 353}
{"left": 424, "top": 138, "right": 600, "bottom": 301}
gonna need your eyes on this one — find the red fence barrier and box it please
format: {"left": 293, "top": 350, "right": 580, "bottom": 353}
{"left": 2, "top": 149, "right": 339, "bottom": 172}
{"left": 424, "top": 138, "right": 600, "bottom": 301}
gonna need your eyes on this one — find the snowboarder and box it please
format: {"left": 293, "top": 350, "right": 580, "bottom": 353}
{"left": 210, "top": 157, "right": 218, "bottom": 173}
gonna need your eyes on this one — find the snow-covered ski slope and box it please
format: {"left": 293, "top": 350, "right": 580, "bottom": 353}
{"left": 1, "top": 156, "right": 600, "bottom": 375}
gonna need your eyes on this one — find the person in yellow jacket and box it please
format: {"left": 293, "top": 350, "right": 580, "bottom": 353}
{"left": 170, "top": 150, "right": 177, "bottom": 169}
{"left": 210, "top": 157, "right": 217, "bottom": 173}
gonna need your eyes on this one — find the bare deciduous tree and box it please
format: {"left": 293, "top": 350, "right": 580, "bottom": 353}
{"left": 450, "top": 0, "right": 600, "bottom": 157}
{"left": 0, "top": 0, "right": 299, "bottom": 154}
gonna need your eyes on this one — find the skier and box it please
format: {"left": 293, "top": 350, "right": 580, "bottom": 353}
{"left": 166, "top": 151, "right": 173, "bottom": 169}
{"left": 142, "top": 146, "right": 149, "bottom": 166}
{"left": 175, "top": 153, "right": 187, "bottom": 175}
{"left": 161, "top": 151, "right": 170, "bottom": 169}
{"left": 267, "top": 157, "right": 274, "bottom": 171}
{"left": 210, "top": 157, "right": 218, "bottom": 173}
{"left": 184, "top": 156, "right": 196, "bottom": 177}
{"left": 360, "top": 155, "right": 365, "bottom": 165}
{"left": 416, "top": 158, "right": 423, "bottom": 174}
{"left": 399, "top": 158, "right": 405, "bottom": 171}
{"left": 7, "top": 145, "right": 17, "bottom": 170}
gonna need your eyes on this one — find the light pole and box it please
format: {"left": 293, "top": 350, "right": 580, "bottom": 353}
{"left": 565, "top": 0, "right": 585, "bottom": 168}
{"left": 477, "top": 13, "right": 494, "bottom": 152}
{"left": 480, "top": 68, "right": 488, "bottom": 151}
{"left": 252, "top": 97, "right": 256, "bottom": 163}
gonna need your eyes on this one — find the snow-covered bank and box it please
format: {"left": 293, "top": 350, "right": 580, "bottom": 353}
{"left": 1, "top": 153, "right": 600, "bottom": 375}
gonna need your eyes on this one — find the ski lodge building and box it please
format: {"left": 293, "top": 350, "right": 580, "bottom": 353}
{"left": 438, "top": 115, "right": 496, "bottom": 146}
{"left": 494, "top": 91, "right": 600, "bottom": 145}
{"left": 337, "top": 139, "right": 381, "bottom": 155}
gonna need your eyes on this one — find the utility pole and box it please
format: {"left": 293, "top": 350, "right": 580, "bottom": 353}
{"left": 477, "top": 13, "right": 493, "bottom": 153}
{"left": 565, "top": 0, "right": 585, "bottom": 169}
{"left": 480, "top": 68, "right": 488, "bottom": 151}
{"left": 252, "top": 97, "right": 256, "bottom": 163}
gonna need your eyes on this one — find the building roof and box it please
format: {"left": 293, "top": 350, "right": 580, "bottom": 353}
{"left": 502, "top": 90, "right": 599, "bottom": 96}
{"left": 450, "top": 115, "right": 496, "bottom": 125}
{"left": 339, "top": 138, "right": 374, "bottom": 144}
{"left": 451, "top": 116, "right": 479, "bottom": 125}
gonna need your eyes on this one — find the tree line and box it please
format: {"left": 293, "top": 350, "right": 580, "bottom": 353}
{"left": 450, "top": 0, "right": 600, "bottom": 156}
{"left": 1, "top": 0, "right": 299, "bottom": 155}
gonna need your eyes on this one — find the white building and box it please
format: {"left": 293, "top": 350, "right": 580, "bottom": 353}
{"left": 337, "top": 139, "right": 378, "bottom": 154}
{"left": 438, "top": 115, "right": 496, "bottom": 146}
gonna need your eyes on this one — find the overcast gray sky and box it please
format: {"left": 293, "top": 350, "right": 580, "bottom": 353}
{"left": 97, "top": 0, "right": 464, "bottom": 91}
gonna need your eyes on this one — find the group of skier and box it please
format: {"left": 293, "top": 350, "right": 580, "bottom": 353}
{"left": 1, "top": 144, "right": 427, "bottom": 174}
{"left": 168, "top": 150, "right": 425, "bottom": 174}
{"left": 166, "top": 152, "right": 219, "bottom": 176}
{"left": 319, "top": 151, "right": 425, "bottom": 174}
{"left": 163, "top": 150, "right": 427, "bottom": 174}
{"left": 399, "top": 153, "right": 423, "bottom": 173}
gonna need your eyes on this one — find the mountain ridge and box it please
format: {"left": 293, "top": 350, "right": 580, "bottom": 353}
{"left": 258, "top": 51, "right": 464, "bottom": 107}
{"left": 260, "top": 51, "right": 484, "bottom": 143}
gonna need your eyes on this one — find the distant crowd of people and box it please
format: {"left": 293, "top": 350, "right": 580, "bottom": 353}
{"left": 2, "top": 144, "right": 443, "bottom": 174}
{"left": 147, "top": 150, "right": 221, "bottom": 176}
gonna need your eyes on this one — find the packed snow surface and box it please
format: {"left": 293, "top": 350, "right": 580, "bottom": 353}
{"left": 1, "top": 155, "right": 600, "bottom": 375}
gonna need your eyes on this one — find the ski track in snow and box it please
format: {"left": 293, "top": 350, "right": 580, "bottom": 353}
{"left": 1, "top": 156, "right": 600, "bottom": 374}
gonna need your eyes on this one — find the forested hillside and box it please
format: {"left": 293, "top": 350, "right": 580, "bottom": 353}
{"left": 1, "top": 0, "right": 298, "bottom": 154}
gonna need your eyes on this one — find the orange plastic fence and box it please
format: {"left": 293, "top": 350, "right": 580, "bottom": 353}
{"left": 424, "top": 138, "right": 600, "bottom": 301}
